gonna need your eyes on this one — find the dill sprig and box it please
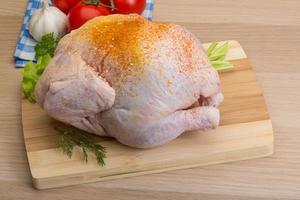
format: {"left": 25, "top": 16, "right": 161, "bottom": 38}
{"left": 56, "top": 133, "right": 73, "bottom": 158}
{"left": 55, "top": 125, "right": 106, "bottom": 166}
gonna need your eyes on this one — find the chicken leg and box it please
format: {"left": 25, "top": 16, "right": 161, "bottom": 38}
{"left": 99, "top": 106, "right": 219, "bottom": 148}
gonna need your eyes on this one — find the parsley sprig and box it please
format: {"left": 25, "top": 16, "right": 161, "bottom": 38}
{"left": 35, "top": 33, "right": 60, "bottom": 59}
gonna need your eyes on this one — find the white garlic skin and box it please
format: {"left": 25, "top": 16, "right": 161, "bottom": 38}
{"left": 29, "top": 4, "right": 67, "bottom": 41}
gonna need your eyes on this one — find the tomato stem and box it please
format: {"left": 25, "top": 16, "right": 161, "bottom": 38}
{"left": 98, "top": 2, "right": 115, "bottom": 10}
{"left": 108, "top": 0, "right": 116, "bottom": 11}
{"left": 84, "top": 0, "right": 116, "bottom": 11}
{"left": 84, "top": 0, "right": 100, "bottom": 6}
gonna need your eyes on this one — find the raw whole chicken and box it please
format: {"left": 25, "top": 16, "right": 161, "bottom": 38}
{"left": 35, "top": 14, "right": 223, "bottom": 148}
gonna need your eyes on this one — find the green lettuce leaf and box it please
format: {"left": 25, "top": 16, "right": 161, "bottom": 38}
{"left": 22, "top": 54, "right": 52, "bottom": 103}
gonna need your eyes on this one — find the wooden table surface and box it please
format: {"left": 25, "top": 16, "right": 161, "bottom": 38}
{"left": 1, "top": 0, "right": 300, "bottom": 199}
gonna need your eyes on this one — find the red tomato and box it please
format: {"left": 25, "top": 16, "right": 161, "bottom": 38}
{"left": 53, "top": 0, "right": 81, "bottom": 14}
{"left": 68, "top": 1, "right": 110, "bottom": 31}
{"left": 103, "top": 0, "right": 146, "bottom": 14}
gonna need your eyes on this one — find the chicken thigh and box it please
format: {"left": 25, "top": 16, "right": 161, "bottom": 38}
{"left": 35, "top": 14, "right": 223, "bottom": 148}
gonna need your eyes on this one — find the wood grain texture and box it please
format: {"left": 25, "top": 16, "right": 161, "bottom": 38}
{"left": 21, "top": 41, "right": 273, "bottom": 189}
{"left": 1, "top": 0, "right": 300, "bottom": 199}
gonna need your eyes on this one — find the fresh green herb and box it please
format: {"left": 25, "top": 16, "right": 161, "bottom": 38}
{"left": 22, "top": 54, "right": 51, "bottom": 103}
{"left": 35, "top": 33, "right": 60, "bottom": 59}
{"left": 23, "top": 33, "right": 60, "bottom": 103}
{"left": 207, "top": 42, "right": 234, "bottom": 71}
{"left": 56, "top": 133, "right": 74, "bottom": 158}
{"left": 55, "top": 125, "right": 106, "bottom": 166}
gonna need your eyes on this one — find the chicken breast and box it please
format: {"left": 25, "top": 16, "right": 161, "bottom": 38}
{"left": 35, "top": 14, "right": 223, "bottom": 148}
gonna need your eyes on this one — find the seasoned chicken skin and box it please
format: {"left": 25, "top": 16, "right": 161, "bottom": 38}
{"left": 35, "top": 14, "right": 223, "bottom": 148}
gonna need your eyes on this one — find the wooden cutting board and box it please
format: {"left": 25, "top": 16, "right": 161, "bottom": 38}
{"left": 22, "top": 40, "right": 274, "bottom": 190}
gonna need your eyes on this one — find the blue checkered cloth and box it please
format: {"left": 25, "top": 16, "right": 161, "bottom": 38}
{"left": 14, "top": 0, "right": 154, "bottom": 68}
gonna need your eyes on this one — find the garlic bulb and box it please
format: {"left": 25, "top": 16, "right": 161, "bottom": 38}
{"left": 29, "top": 0, "right": 67, "bottom": 41}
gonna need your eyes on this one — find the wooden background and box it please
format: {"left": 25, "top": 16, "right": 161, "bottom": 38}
{"left": 0, "top": 0, "right": 300, "bottom": 199}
